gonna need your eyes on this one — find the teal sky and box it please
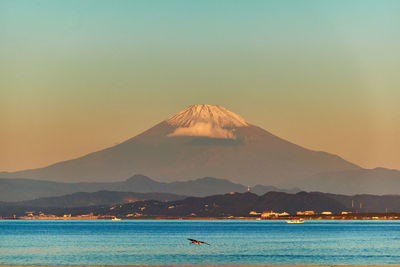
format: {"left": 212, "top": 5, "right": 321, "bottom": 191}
{"left": 1, "top": 0, "right": 400, "bottom": 171}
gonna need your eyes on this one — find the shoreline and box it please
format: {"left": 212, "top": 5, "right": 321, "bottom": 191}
{"left": 2, "top": 213, "right": 400, "bottom": 221}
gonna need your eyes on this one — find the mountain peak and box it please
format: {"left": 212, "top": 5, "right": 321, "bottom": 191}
{"left": 126, "top": 174, "right": 155, "bottom": 183}
{"left": 165, "top": 104, "right": 250, "bottom": 139}
{"left": 166, "top": 104, "right": 249, "bottom": 127}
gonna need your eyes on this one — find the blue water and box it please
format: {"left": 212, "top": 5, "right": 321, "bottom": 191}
{"left": 0, "top": 220, "right": 399, "bottom": 266}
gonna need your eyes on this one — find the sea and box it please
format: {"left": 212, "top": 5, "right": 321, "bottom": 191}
{"left": 1, "top": 219, "right": 399, "bottom": 266}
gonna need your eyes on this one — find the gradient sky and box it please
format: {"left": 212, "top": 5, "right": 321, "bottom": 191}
{"left": 1, "top": 0, "right": 400, "bottom": 172}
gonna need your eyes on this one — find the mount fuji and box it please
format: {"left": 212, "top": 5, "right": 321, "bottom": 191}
{"left": 1, "top": 104, "right": 364, "bottom": 189}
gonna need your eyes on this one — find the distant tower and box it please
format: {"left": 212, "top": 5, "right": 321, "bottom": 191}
{"left": 360, "top": 202, "right": 362, "bottom": 209}
{"left": 351, "top": 200, "right": 354, "bottom": 208}
{"left": 247, "top": 186, "right": 251, "bottom": 192}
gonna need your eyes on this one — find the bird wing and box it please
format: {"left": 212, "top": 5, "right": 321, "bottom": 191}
{"left": 188, "top": 238, "right": 210, "bottom": 245}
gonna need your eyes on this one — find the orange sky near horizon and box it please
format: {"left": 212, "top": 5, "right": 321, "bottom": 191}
{"left": 1, "top": 0, "right": 400, "bottom": 172}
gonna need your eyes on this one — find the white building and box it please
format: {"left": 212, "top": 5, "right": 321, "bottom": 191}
{"left": 296, "top": 210, "right": 315, "bottom": 215}
{"left": 261, "top": 211, "right": 279, "bottom": 218}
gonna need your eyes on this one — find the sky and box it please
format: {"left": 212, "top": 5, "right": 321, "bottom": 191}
{"left": 1, "top": 0, "right": 400, "bottom": 172}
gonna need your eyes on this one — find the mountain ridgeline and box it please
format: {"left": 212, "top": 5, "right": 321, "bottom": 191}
{"left": 105, "top": 192, "right": 400, "bottom": 217}
{"left": 1, "top": 104, "right": 400, "bottom": 194}
{"left": 106, "top": 192, "right": 348, "bottom": 217}
{"left": 4, "top": 190, "right": 400, "bottom": 218}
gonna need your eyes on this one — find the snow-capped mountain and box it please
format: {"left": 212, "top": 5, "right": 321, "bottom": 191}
{"left": 0, "top": 104, "right": 364, "bottom": 190}
{"left": 166, "top": 104, "right": 249, "bottom": 139}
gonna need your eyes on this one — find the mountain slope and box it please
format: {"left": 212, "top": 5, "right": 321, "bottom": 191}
{"left": 325, "top": 193, "right": 400, "bottom": 213}
{"left": 303, "top": 168, "right": 400, "bottom": 195}
{"left": 1, "top": 104, "right": 360, "bottom": 188}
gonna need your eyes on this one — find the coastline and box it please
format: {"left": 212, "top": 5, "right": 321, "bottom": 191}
{"left": 2, "top": 213, "right": 400, "bottom": 220}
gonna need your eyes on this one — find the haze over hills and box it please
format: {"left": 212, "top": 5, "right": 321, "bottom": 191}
{"left": 3, "top": 191, "right": 185, "bottom": 208}
{"left": 1, "top": 104, "right": 400, "bottom": 194}
{"left": 0, "top": 174, "right": 298, "bottom": 202}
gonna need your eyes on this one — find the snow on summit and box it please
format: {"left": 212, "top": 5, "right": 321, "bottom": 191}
{"left": 166, "top": 104, "right": 250, "bottom": 139}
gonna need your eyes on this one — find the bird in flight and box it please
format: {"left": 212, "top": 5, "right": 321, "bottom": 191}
{"left": 188, "top": 238, "right": 210, "bottom": 245}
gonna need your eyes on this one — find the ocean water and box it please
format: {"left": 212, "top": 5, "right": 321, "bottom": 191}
{"left": 0, "top": 220, "right": 399, "bottom": 266}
